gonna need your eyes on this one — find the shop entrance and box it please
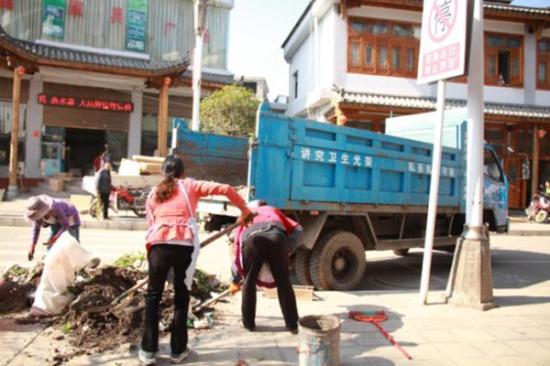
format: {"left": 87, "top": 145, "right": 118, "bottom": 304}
{"left": 65, "top": 128, "right": 106, "bottom": 176}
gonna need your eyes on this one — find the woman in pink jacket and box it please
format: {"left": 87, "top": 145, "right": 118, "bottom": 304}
{"left": 139, "top": 155, "right": 251, "bottom": 365}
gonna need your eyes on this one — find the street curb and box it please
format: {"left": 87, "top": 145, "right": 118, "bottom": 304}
{"left": 0, "top": 216, "right": 148, "bottom": 231}
{"left": 507, "top": 230, "right": 550, "bottom": 236}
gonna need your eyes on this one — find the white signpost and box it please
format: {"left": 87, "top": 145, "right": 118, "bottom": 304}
{"left": 417, "top": 0, "right": 471, "bottom": 304}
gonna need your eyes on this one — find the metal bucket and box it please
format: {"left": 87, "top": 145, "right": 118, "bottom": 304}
{"left": 298, "top": 315, "right": 341, "bottom": 366}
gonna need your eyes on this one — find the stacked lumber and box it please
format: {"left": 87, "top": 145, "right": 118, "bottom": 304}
{"left": 132, "top": 155, "right": 164, "bottom": 175}
{"left": 117, "top": 155, "right": 164, "bottom": 176}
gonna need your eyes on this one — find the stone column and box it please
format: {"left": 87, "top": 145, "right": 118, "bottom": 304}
{"left": 127, "top": 90, "right": 143, "bottom": 158}
{"left": 25, "top": 75, "right": 44, "bottom": 178}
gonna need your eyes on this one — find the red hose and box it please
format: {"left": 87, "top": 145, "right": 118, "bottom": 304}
{"left": 348, "top": 311, "right": 412, "bottom": 360}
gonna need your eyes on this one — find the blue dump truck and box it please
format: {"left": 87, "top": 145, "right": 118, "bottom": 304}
{"left": 184, "top": 104, "right": 508, "bottom": 291}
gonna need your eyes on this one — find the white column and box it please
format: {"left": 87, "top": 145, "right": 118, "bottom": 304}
{"left": 466, "top": 0, "right": 485, "bottom": 230}
{"left": 524, "top": 26, "right": 537, "bottom": 105}
{"left": 25, "top": 75, "right": 43, "bottom": 178}
{"left": 191, "top": 0, "right": 207, "bottom": 131}
{"left": 127, "top": 90, "right": 143, "bottom": 158}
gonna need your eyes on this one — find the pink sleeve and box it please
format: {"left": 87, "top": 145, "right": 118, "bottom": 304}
{"left": 193, "top": 180, "right": 248, "bottom": 211}
{"left": 145, "top": 190, "right": 155, "bottom": 227}
{"left": 275, "top": 208, "right": 299, "bottom": 233}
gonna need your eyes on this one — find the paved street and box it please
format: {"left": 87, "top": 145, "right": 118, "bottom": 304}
{"left": 1, "top": 226, "right": 550, "bottom": 365}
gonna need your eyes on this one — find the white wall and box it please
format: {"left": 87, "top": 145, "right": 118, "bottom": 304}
{"left": 284, "top": 3, "right": 549, "bottom": 118}
{"left": 535, "top": 90, "right": 550, "bottom": 105}
{"left": 25, "top": 75, "right": 43, "bottom": 178}
{"left": 128, "top": 90, "right": 143, "bottom": 158}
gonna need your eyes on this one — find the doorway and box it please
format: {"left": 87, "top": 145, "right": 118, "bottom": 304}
{"left": 65, "top": 128, "right": 106, "bottom": 176}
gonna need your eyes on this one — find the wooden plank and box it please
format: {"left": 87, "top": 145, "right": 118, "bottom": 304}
{"left": 263, "top": 285, "right": 314, "bottom": 301}
{"left": 132, "top": 155, "right": 165, "bottom": 164}
{"left": 118, "top": 159, "right": 142, "bottom": 176}
{"left": 9, "top": 67, "right": 24, "bottom": 187}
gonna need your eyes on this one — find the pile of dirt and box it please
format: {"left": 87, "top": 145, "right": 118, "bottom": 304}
{"left": 57, "top": 267, "right": 226, "bottom": 352}
{"left": 0, "top": 263, "right": 43, "bottom": 314}
{"left": 0, "top": 280, "right": 34, "bottom": 313}
{"left": 2, "top": 261, "right": 227, "bottom": 355}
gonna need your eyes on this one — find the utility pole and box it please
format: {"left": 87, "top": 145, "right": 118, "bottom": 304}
{"left": 191, "top": 0, "right": 207, "bottom": 132}
{"left": 446, "top": 0, "right": 496, "bottom": 311}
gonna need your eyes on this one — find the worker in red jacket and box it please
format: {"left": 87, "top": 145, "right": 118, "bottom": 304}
{"left": 232, "top": 200, "right": 303, "bottom": 334}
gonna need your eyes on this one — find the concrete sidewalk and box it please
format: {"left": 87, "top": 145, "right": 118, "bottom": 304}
{"left": 2, "top": 288, "right": 550, "bottom": 366}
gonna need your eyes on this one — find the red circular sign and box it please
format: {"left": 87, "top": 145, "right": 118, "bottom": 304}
{"left": 428, "top": 0, "right": 458, "bottom": 43}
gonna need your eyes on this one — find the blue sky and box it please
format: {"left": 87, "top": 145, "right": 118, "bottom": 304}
{"left": 227, "top": 0, "right": 550, "bottom": 99}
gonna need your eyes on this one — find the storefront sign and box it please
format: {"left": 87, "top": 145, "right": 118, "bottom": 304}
{"left": 41, "top": 0, "right": 66, "bottom": 39}
{"left": 126, "top": 0, "right": 148, "bottom": 52}
{"left": 417, "top": 0, "right": 471, "bottom": 84}
{"left": 0, "top": 0, "right": 14, "bottom": 10}
{"left": 38, "top": 94, "right": 134, "bottom": 113}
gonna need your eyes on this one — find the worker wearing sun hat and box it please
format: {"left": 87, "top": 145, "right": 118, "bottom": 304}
{"left": 25, "top": 195, "right": 81, "bottom": 261}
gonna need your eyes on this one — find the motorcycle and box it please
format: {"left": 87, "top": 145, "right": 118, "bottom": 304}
{"left": 90, "top": 186, "right": 149, "bottom": 218}
{"left": 525, "top": 189, "right": 550, "bottom": 223}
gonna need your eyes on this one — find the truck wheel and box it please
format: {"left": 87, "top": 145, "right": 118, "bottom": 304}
{"left": 535, "top": 211, "right": 548, "bottom": 223}
{"left": 393, "top": 248, "right": 409, "bottom": 256}
{"left": 294, "top": 247, "right": 313, "bottom": 286}
{"left": 309, "top": 231, "right": 366, "bottom": 291}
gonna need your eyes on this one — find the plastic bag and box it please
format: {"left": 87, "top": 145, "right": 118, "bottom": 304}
{"left": 32, "top": 231, "right": 96, "bottom": 315}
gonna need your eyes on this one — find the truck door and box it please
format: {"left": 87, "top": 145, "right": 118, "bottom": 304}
{"left": 484, "top": 148, "right": 508, "bottom": 230}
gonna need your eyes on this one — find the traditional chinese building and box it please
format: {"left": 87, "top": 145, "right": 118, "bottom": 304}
{"left": 282, "top": 0, "right": 550, "bottom": 210}
{"left": 0, "top": 0, "right": 234, "bottom": 187}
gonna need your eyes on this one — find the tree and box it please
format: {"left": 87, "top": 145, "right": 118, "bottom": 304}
{"left": 200, "top": 85, "right": 260, "bottom": 137}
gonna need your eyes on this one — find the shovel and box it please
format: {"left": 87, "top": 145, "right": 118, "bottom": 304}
{"left": 110, "top": 220, "right": 244, "bottom": 315}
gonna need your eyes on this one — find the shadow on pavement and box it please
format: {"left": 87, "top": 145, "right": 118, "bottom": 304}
{"left": 356, "top": 248, "right": 550, "bottom": 295}
{"left": 493, "top": 295, "right": 550, "bottom": 307}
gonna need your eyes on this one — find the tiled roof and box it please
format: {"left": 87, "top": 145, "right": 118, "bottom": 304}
{"left": 181, "top": 70, "right": 235, "bottom": 86}
{"left": 0, "top": 26, "right": 188, "bottom": 77}
{"left": 340, "top": 91, "right": 550, "bottom": 120}
{"left": 484, "top": 1, "right": 550, "bottom": 16}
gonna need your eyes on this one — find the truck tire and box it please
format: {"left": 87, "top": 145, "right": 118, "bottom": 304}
{"left": 535, "top": 211, "right": 548, "bottom": 223}
{"left": 393, "top": 248, "right": 409, "bottom": 256}
{"left": 294, "top": 247, "right": 313, "bottom": 286}
{"left": 309, "top": 231, "right": 366, "bottom": 291}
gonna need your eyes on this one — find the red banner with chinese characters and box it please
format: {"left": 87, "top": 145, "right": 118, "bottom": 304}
{"left": 38, "top": 94, "right": 134, "bottom": 113}
{"left": 0, "top": 0, "right": 14, "bottom": 10}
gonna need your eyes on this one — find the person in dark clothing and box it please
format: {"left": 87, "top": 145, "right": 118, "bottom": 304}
{"left": 232, "top": 201, "right": 303, "bottom": 334}
{"left": 95, "top": 163, "right": 112, "bottom": 220}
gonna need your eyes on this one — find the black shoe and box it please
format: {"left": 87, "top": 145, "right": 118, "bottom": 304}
{"left": 286, "top": 325, "right": 299, "bottom": 334}
{"left": 242, "top": 322, "right": 255, "bottom": 331}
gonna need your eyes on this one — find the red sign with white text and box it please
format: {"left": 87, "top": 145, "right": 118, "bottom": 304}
{"left": 38, "top": 94, "right": 134, "bottom": 113}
